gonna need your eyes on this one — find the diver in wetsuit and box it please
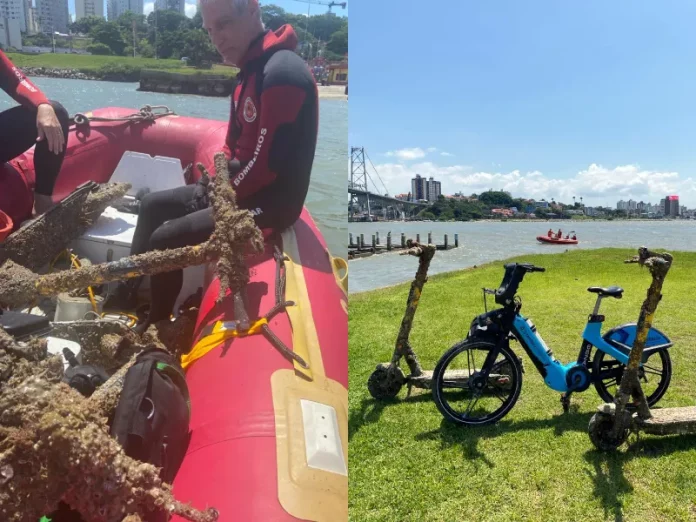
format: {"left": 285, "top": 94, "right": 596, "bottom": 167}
{"left": 0, "top": 50, "right": 70, "bottom": 217}
{"left": 106, "top": 0, "right": 319, "bottom": 333}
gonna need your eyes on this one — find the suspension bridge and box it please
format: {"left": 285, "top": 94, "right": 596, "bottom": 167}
{"left": 348, "top": 147, "right": 428, "bottom": 222}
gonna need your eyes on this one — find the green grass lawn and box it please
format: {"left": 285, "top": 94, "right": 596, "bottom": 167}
{"left": 6, "top": 52, "right": 237, "bottom": 77}
{"left": 349, "top": 248, "right": 696, "bottom": 521}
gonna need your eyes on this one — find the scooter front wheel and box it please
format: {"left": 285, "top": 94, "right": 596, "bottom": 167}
{"left": 431, "top": 340, "right": 523, "bottom": 427}
{"left": 588, "top": 412, "right": 628, "bottom": 451}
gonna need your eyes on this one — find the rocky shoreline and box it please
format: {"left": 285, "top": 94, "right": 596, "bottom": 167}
{"left": 21, "top": 66, "right": 99, "bottom": 81}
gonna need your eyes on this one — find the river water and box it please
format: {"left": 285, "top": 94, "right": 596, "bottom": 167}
{"left": 348, "top": 220, "right": 696, "bottom": 293}
{"left": 0, "top": 77, "right": 348, "bottom": 257}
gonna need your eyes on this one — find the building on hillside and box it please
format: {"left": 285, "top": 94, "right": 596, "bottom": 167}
{"left": 75, "top": 0, "right": 103, "bottom": 20}
{"left": 107, "top": 0, "right": 142, "bottom": 21}
{"left": 36, "top": 0, "right": 69, "bottom": 33}
{"left": 327, "top": 59, "right": 347, "bottom": 85}
{"left": 0, "top": 16, "right": 21, "bottom": 49}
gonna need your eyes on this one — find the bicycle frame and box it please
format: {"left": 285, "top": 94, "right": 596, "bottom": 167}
{"left": 506, "top": 294, "right": 669, "bottom": 393}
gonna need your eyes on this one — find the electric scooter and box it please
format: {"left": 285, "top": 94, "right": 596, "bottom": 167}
{"left": 588, "top": 248, "right": 690, "bottom": 451}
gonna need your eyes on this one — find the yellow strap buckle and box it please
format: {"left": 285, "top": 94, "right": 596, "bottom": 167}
{"left": 181, "top": 317, "right": 268, "bottom": 369}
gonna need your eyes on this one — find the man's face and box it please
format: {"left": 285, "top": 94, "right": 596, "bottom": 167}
{"left": 202, "top": 0, "right": 258, "bottom": 65}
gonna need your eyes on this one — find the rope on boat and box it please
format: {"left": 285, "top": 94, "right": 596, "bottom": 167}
{"left": 71, "top": 105, "right": 176, "bottom": 127}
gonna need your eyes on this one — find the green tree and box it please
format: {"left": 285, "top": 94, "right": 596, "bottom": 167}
{"left": 137, "top": 38, "right": 155, "bottom": 58}
{"left": 181, "top": 29, "right": 219, "bottom": 66}
{"left": 477, "top": 190, "right": 514, "bottom": 207}
{"left": 70, "top": 15, "right": 104, "bottom": 35}
{"left": 90, "top": 21, "right": 127, "bottom": 55}
{"left": 326, "top": 26, "right": 347, "bottom": 56}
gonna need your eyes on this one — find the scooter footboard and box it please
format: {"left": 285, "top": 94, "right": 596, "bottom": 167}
{"left": 603, "top": 323, "right": 673, "bottom": 361}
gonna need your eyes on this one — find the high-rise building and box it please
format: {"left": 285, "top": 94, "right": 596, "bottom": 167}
{"left": 665, "top": 195, "right": 679, "bottom": 217}
{"left": 627, "top": 199, "right": 637, "bottom": 212}
{"left": 0, "top": 0, "right": 26, "bottom": 33}
{"left": 36, "top": 0, "right": 69, "bottom": 33}
{"left": 24, "top": 0, "right": 38, "bottom": 34}
{"left": 0, "top": 15, "right": 21, "bottom": 48}
{"left": 107, "top": 0, "right": 142, "bottom": 21}
{"left": 155, "top": 0, "right": 184, "bottom": 14}
{"left": 617, "top": 200, "right": 628, "bottom": 211}
{"left": 427, "top": 176, "right": 441, "bottom": 202}
{"left": 75, "top": 0, "right": 103, "bottom": 20}
{"left": 410, "top": 174, "right": 428, "bottom": 201}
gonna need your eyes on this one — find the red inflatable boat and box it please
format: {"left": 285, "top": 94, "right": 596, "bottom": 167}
{"left": 0, "top": 107, "right": 348, "bottom": 521}
{"left": 536, "top": 235, "right": 578, "bottom": 245}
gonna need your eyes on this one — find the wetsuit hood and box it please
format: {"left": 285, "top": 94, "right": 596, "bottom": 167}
{"left": 237, "top": 24, "right": 298, "bottom": 70}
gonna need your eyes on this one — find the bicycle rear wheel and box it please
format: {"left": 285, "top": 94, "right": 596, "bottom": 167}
{"left": 432, "top": 340, "right": 523, "bottom": 427}
{"left": 592, "top": 347, "right": 672, "bottom": 407}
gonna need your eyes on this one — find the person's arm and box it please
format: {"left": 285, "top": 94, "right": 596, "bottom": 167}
{"left": 228, "top": 54, "right": 313, "bottom": 200}
{"left": 0, "top": 50, "right": 49, "bottom": 109}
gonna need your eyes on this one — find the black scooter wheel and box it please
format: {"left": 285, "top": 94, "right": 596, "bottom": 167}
{"left": 367, "top": 364, "right": 405, "bottom": 400}
{"left": 588, "top": 412, "right": 628, "bottom": 451}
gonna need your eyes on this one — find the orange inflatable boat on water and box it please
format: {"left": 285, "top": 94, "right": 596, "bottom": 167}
{"left": 0, "top": 107, "right": 348, "bottom": 521}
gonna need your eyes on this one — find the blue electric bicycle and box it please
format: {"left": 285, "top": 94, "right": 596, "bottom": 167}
{"left": 431, "top": 262, "right": 673, "bottom": 427}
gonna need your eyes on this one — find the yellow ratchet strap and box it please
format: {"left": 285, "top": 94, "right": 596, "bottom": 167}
{"left": 181, "top": 317, "right": 268, "bottom": 370}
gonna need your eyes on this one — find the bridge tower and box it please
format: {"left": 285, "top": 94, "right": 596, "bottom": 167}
{"left": 350, "top": 146, "right": 371, "bottom": 221}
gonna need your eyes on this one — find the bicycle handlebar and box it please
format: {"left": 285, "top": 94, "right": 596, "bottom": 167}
{"left": 515, "top": 263, "right": 545, "bottom": 273}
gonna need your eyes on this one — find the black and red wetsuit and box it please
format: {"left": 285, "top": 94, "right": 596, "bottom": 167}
{"left": 122, "top": 24, "right": 319, "bottom": 326}
{"left": 0, "top": 50, "right": 70, "bottom": 198}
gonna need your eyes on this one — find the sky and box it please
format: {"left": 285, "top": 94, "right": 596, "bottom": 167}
{"left": 66, "top": 0, "right": 347, "bottom": 24}
{"left": 349, "top": 0, "right": 696, "bottom": 208}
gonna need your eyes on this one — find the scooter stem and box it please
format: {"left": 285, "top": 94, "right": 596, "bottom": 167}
{"left": 389, "top": 240, "right": 436, "bottom": 377}
{"left": 614, "top": 247, "right": 673, "bottom": 424}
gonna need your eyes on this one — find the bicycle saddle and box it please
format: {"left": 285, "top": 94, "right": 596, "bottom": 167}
{"left": 587, "top": 286, "right": 624, "bottom": 298}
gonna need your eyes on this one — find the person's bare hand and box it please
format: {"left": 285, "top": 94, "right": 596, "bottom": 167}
{"left": 36, "top": 103, "right": 65, "bottom": 154}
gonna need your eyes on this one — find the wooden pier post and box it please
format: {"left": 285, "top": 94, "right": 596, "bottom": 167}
{"left": 401, "top": 233, "right": 406, "bottom": 248}
{"left": 416, "top": 233, "right": 420, "bottom": 243}
{"left": 360, "top": 234, "right": 365, "bottom": 249}
{"left": 428, "top": 232, "right": 432, "bottom": 245}
{"left": 349, "top": 233, "right": 354, "bottom": 248}
{"left": 444, "top": 234, "right": 448, "bottom": 249}
{"left": 372, "top": 234, "right": 377, "bottom": 249}
{"left": 376, "top": 231, "right": 380, "bottom": 245}
{"left": 387, "top": 233, "right": 392, "bottom": 251}
{"left": 454, "top": 233, "right": 459, "bottom": 247}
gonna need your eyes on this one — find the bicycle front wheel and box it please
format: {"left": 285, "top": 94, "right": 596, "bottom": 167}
{"left": 432, "top": 340, "right": 523, "bottom": 427}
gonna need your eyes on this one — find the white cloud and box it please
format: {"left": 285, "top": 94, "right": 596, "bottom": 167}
{"left": 185, "top": 3, "right": 196, "bottom": 17}
{"left": 385, "top": 147, "right": 426, "bottom": 161}
{"left": 371, "top": 160, "right": 696, "bottom": 207}
{"left": 426, "top": 147, "right": 437, "bottom": 153}
{"left": 144, "top": 1, "right": 154, "bottom": 15}
{"left": 441, "top": 151, "right": 454, "bottom": 157}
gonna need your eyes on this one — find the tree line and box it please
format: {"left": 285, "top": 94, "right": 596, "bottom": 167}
{"left": 418, "top": 190, "right": 629, "bottom": 221}
{"left": 23, "top": 4, "right": 348, "bottom": 67}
